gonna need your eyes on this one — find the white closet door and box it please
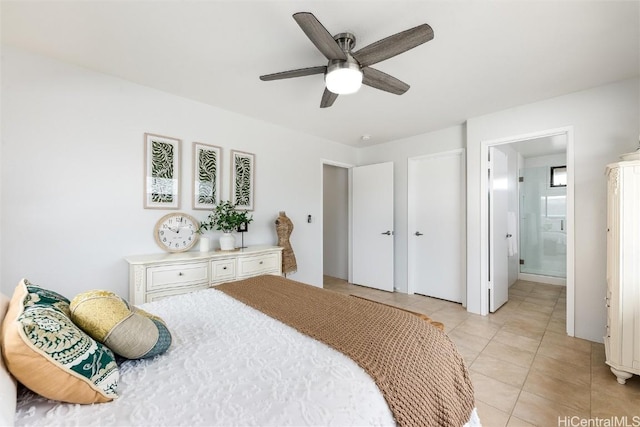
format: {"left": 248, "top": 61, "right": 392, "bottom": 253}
{"left": 409, "top": 150, "right": 465, "bottom": 303}
{"left": 352, "top": 162, "right": 394, "bottom": 292}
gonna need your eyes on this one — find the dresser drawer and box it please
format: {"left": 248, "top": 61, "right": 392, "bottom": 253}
{"left": 237, "top": 253, "right": 279, "bottom": 277}
{"left": 211, "top": 259, "right": 236, "bottom": 282}
{"left": 147, "top": 262, "right": 209, "bottom": 291}
{"left": 145, "top": 283, "right": 210, "bottom": 303}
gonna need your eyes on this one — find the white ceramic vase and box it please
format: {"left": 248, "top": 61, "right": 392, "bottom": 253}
{"left": 219, "top": 232, "right": 235, "bottom": 251}
{"left": 199, "top": 236, "right": 210, "bottom": 252}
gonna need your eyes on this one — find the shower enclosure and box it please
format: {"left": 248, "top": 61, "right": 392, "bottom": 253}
{"left": 519, "top": 165, "right": 567, "bottom": 279}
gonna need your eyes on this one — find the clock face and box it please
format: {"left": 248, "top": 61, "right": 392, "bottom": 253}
{"left": 154, "top": 213, "right": 200, "bottom": 252}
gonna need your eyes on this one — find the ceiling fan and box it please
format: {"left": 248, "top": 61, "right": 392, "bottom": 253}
{"left": 259, "top": 12, "right": 434, "bottom": 108}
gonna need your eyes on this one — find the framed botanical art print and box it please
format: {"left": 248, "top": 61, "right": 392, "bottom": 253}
{"left": 231, "top": 150, "right": 255, "bottom": 211}
{"left": 192, "top": 142, "right": 222, "bottom": 210}
{"left": 144, "top": 133, "right": 181, "bottom": 209}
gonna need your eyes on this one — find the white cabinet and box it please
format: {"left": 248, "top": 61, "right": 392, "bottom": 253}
{"left": 126, "top": 245, "right": 283, "bottom": 305}
{"left": 604, "top": 158, "right": 640, "bottom": 384}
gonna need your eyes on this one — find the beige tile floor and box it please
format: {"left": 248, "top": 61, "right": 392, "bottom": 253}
{"left": 323, "top": 276, "right": 640, "bottom": 427}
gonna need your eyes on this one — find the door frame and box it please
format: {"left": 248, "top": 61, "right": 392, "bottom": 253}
{"left": 407, "top": 148, "right": 466, "bottom": 306}
{"left": 320, "top": 159, "right": 354, "bottom": 283}
{"left": 479, "top": 126, "right": 575, "bottom": 336}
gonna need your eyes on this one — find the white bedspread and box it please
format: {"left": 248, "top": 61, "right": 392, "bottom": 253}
{"left": 14, "top": 288, "right": 396, "bottom": 426}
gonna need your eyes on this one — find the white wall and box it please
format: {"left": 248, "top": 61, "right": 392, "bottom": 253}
{"left": 358, "top": 125, "right": 466, "bottom": 292}
{"left": 466, "top": 78, "right": 640, "bottom": 342}
{"left": 0, "top": 47, "right": 357, "bottom": 297}
{"left": 322, "top": 164, "right": 348, "bottom": 280}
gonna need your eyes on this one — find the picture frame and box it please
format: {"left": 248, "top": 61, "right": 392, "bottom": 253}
{"left": 236, "top": 222, "right": 249, "bottom": 233}
{"left": 230, "top": 150, "right": 255, "bottom": 211}
{"left": 144, "top": 133, "right": 181, "bottom": 209}
{"left": 192, "top": 142, "right": 222, "bottom": 210}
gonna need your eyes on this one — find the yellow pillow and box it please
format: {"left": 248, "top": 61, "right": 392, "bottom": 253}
{"left": 70, "top": 290, "right": 171, "bottom": 359}
{"left": 1, "top": 279, "right": 119, "bottom": 404}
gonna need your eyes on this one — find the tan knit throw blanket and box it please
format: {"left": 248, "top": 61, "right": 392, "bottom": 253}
{"left": 217, "top": 275, "right": 475, "bottom": 427}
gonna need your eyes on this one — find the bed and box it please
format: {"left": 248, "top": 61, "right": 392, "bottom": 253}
{"left": 1, "top": 275, "right": 479, "bottom": 426}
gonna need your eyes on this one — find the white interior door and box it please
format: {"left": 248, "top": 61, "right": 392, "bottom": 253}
{"left": 409, "top": 150, "right": 465, "bottom": 303}
{"left": 490, "top": 147, "right": 509, "bottom": 312}
{"left": 352, "top": 162, "right": 394, "bottom": 292}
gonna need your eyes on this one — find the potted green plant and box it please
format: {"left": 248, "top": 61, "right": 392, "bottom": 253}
{"left": 199, "top": 201, "right": 253, "bottom": 251}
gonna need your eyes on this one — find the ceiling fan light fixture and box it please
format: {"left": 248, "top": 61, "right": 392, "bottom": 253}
{"left": 325, "top": 61, "right": 362, "bottom": 95}
{"left": 260, "top": 13, "right": 433, "bottom": 107}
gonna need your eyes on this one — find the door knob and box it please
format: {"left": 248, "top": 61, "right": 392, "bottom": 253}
{"left": 381, "top": 230, "right": 392, "bottom": 235}
{"left": 415, "top": 231, "right": 424, "bottom": 236}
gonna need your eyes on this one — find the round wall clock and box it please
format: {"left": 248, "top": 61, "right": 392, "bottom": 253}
{"left": 154, "top": 213, "right": 200, "bottom": 253}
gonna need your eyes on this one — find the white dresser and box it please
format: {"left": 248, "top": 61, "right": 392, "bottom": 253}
{"left": 125, "top": 245, "right": 283, "bottom": 305}
{"left": 604, "top": 156, "right": 640, "bottom": 385}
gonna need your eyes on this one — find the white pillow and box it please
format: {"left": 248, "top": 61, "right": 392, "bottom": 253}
{"left": 0, "top": 292, "right": 17, "bottom": 427}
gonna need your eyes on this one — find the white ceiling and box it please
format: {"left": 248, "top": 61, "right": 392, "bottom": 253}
{"left": 2, "top": 1, "right": 639, "bottom": 147}
{"left": 511, "top": 135, "right": 567, "bottom": 159}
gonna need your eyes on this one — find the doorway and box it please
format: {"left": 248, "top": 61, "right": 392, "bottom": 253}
{"left": 482, "top": 127, "right": 575, "bottom": 336}
{"left": 322, "top": 163, "right": 350, "bottom": 283}
{"left": 321, "top": 160, "right": 395, "bottom": 291}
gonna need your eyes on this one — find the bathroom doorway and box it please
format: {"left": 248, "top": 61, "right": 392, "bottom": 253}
{"left": 482, "top": 127, "right": 575, "bottom": 335}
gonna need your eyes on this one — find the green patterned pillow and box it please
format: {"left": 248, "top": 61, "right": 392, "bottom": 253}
{"left": 1, "top": 279, "right": 119, "bottom": 403}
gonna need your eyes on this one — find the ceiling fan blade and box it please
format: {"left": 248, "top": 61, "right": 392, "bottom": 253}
{"left": 352, "top": 23, "right": 433, "bottom": 67}
{"left": 260, "top": 66, "right": 327, "bottom": 81}
{"left": 362, "top": 67, "right": 410, "bottom": 95}
{"left": 320, "top": 88, "right": 338, "bottom": 108}
{"left": 293, "top": 12, "right": 347, "bottom": 61}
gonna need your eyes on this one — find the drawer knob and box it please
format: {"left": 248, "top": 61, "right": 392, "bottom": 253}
{"left": 178, "top": 272, "right": 183, "bottom": 276}
{"left": 223, "top": 266, "right": 227, "bottom": 270}
{"left": 259, "top": 261, "right": 263, "bottom": 265}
